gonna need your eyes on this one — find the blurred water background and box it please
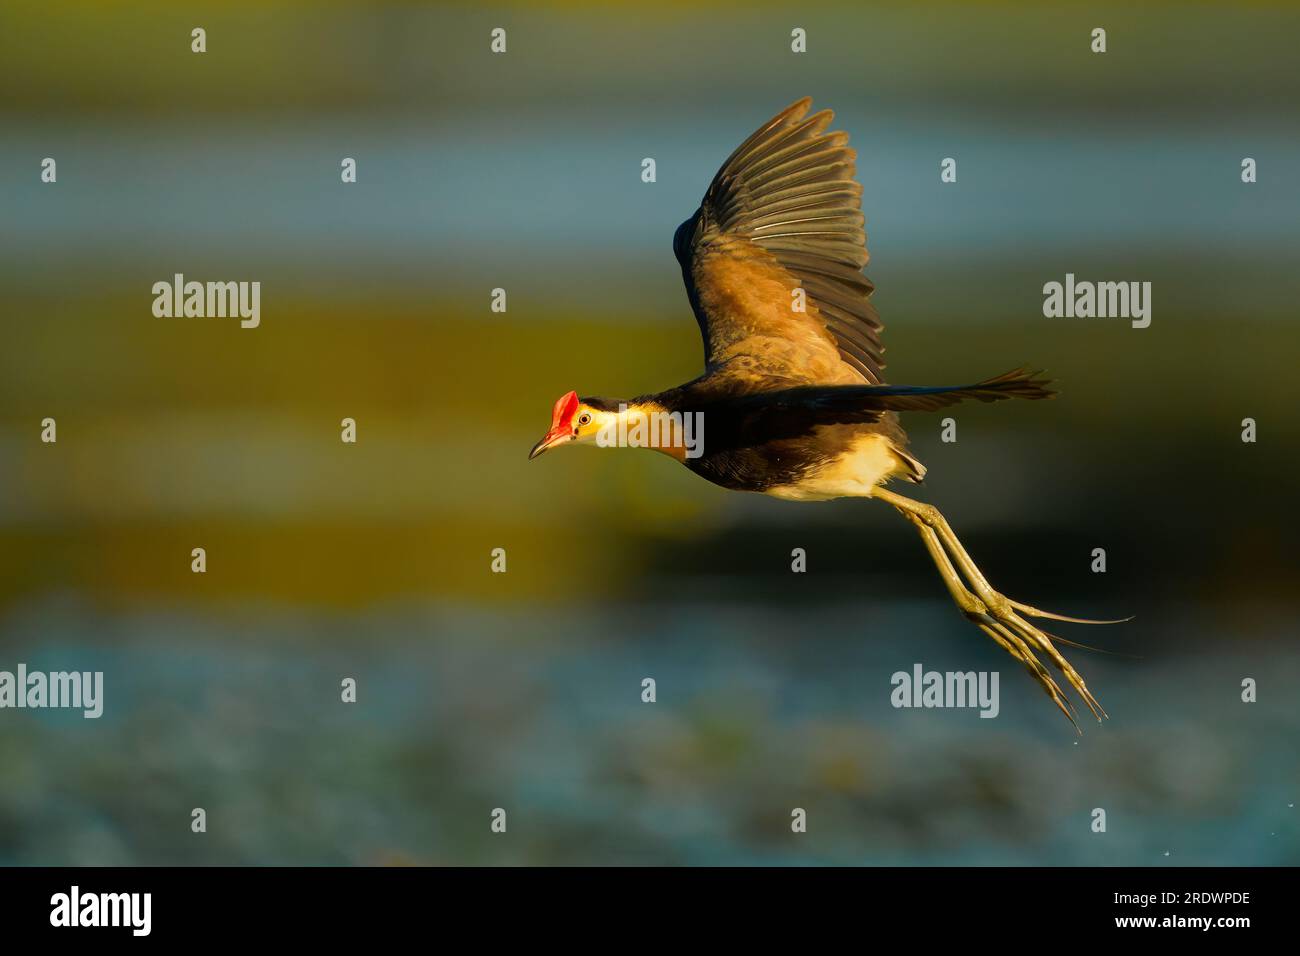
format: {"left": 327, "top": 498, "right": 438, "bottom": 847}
{"left": 1, "top": 1, "right": 1297, "bottom": 864}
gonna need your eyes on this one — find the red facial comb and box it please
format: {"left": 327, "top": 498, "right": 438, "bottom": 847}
{"left": 550, "top": 390, "right": 580, "bottom": 430}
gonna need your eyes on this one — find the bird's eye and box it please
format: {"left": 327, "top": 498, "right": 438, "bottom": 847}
{"left": 578, "top": 413, "right": 592, "bottom": 426}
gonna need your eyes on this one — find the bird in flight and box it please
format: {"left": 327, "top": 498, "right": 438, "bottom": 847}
{"left": 529, "top": 97, "right": 1123, "bottom": 731}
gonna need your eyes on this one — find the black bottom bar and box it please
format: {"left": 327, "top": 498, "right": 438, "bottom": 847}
{"left": 0, "top": 866, "right": 1285, "bottom": 941}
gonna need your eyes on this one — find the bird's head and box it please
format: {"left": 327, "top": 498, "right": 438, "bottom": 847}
{"left": 528, "top": 390, "right": 617, "bottom": 459}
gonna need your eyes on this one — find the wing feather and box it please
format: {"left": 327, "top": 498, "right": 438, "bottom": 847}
{"left": 675, "top": 98, "right": 885, "bottom": 385}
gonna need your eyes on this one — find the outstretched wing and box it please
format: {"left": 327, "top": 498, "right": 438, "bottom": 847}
{"left": 674, "top": 97, "right": 885, "bottom": 386}
{"left": 730, "top": 368, "right": 1054, "bottom": 420}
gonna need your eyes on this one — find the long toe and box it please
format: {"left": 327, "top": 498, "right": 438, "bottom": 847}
{"left": 995, "top": 605, "right": 1107, "bottom": 723}
{"left": 976, "top": 616, "right": 1080, "bottom": 731}
{"left": 1007, "top": 598, "right": 1132, "bottom": 626}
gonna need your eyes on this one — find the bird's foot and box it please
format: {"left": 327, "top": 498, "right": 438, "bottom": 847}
{"left": 951, "top": 589, "right": 1094, "bottom": 733}
{"left": 877, "top": 488, "right": 1124, "bottom": 731}
{"left": 972, "top": 594, "right": 1108, "bottom": 731}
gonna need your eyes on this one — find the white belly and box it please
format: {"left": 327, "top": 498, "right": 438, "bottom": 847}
{"left": 765, "top": 433, "right": 907, "bottom": 501}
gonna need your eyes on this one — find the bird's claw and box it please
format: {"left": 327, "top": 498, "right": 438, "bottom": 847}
{"left": 979, "top": 599, "right": 1107, "bottom": 726}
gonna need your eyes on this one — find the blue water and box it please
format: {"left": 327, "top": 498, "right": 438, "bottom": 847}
{"left": 2, "top": 597, "right": 1294, "bottom": 865}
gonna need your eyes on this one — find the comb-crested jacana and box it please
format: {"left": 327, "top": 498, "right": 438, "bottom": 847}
{"left": 529, "top": 98, "right": 1124, "bottom": 731}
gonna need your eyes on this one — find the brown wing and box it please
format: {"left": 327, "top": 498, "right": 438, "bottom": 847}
{"left": 673, "top": 97, "right": 885, "bottom": 385}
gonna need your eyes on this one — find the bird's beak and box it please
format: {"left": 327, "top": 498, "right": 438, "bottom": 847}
{"left": 528, "top": 427, "right": 571, "bottom": 460}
